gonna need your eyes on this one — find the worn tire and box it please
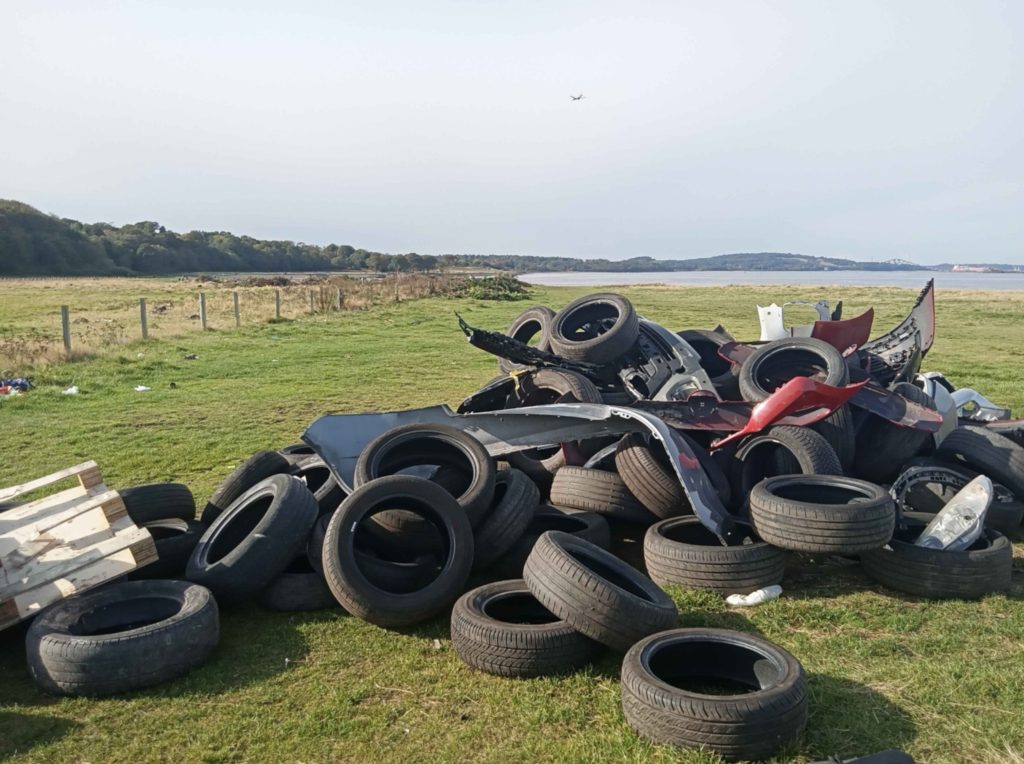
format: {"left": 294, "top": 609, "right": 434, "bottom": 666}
{"left": 200, "top": 450, "right": 291, "bottom": 525}
{"left": 278, "top": 442, "right": 318, "bottom": 465}
{"left": 936, "top": 426, "right": 1024, "bottom": 499}
{"left": 523, "top": 531, "right": 677, "bottom": 651}
{"left": 621, "top": 628, "right": 808, "bottom": 760}
{"left": 678, "top": 329, "right": 741, "bottom": 400}
{"left": 738, "top": 337, "right": 849, "bottom": 403}
{"left": 259, "top": 556, "right": 338, "bottom": 612}
{"left": 644, "top": 517, "right": 785, "bottom": 595}
{"left": 549, "top": 292, "right": 639, "bottom": 364}
{"left": 812, "top": 403, "right": 856, "bottom": 472}
{"left": 473, "top": 468, "right": 539, "bottom": 570}
{"left": 290, "top": 456, "right": 347, "bottom": 515}
{"left": 322, "top": 476, "right": 474, "bottom": 626}
{"left": 862, "top": 513, "right": 1012, "bottom": 599}
{"left": 355, "top": 423, "right": 496, "bottom": 529}
{"left": 128, "top": 519, "right": 204, "bottom": 580}
{"left": 187, "top": 474, "right": 319, "bottom": 604}
{"left": 120, "top": 483, "right": 196, "bottom": 525}
{"left": 731, "top": 425, "right": 843, "bottom": 500}
{"left": 750, "top": 474, "right": 895, "bottom": 554}
{"left": 854, "top": 382, "right": 936, "bottom": 482}
{"left": 26, "top": 580, "right": 219, "bottom": 697}
{"left": 451, "top": 579, "right": 603, "bottom": 677}
{"left": 498, "top": 305, "right": 555, "bottom": 373}
{"left": 550, "top": 466, "right": 656, "bottom": 525}
{"left": 486, "top": 506, "right": 610, "bottom": 580}
{"left": 615, "top": 433, "right": 689, "bottom": 519}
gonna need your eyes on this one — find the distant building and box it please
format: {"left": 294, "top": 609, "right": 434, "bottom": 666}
{"left": 951, "top": 264, "right": 994, "bottom": 272}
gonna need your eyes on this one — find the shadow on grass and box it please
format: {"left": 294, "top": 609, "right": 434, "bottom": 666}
{"left": 0, "top": 711, "right": 80, "bottom": 758}
{"left": 802, "top": 673, "right": 917, "bottom": 761}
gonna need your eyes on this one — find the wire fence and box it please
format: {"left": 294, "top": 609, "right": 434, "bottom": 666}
{"left": 0, "top": 274, "right": 457, "bottom": 370}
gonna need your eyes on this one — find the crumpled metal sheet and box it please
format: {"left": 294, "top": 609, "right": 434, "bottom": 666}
{"left": 304, "top": 402, "right": 740, "bottom": 541}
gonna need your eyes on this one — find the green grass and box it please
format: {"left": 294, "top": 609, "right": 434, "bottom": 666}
{"left": 1, "top": 280, "right": 1023, "bottom": 764}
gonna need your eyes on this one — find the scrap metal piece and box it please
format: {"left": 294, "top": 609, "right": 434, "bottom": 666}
{"left": 304, "top": 402, "right": 738, "bottom": 540}
{"left": 456, "top": 314, "right": 605, "bottom": 380}
{"left": 916, "top": 372, "right": 958, "bottom": 446}
{"left": 951, "top": 388, "right": 1011, "bottom": 422}
{"left": 711, "top": 377, "right": 866, "bottom": 450}
{"left": 862, "top": 279, "right": 936, "bottom": 372}
{"left": 810, "top": 308, "right": 874, "bottom": 351}
{"left": 619, "top": 319, "right": 717, "bottom": 401}
{"left": 758, "top": 300, "right": 832, "bottom": 341}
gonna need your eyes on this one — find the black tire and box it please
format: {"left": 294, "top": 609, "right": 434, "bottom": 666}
{"left": 290, "top": 456, "right": 347, "bottom": 515}
{"left": 259, "top": 556, "right": 338, "bottom": 612}
{"left": 486, "top": 506, "right": 611, "bottom": 580}
{"left": 187, "top": 474, "right": 319, "bottom": 604}
{"left": 750, "top": 474, "right": 895, "bottom": 554}
{"left": 523, "top": 531, "right": 677, "bottom": 651}
{"left": 614, "top": 433, "right": 689, "bottom": 519}
{"left": 355, "top": 423, "right": 496, "bottom": 528}
{"left": 120, "top": 483, "right": 196, "bottom": 525}
{"left": 473, "top": 469, "right": 539, "bottom": 570}
{"left": 306, "top": 513, "right": 331, "bottom": 576}
{"left": 549, "top": 292, "right": 639, "bottom": 364}
{"left": 862, "top": 512, "right": 1012, "bottom": 599}
{"left": 505, "top": 369, "right": 602, "bottom": 490}
{"left": 621, "top": 628, "right": 808, "bottom": 761}
{"left": 812, "top": 403, "right": 856, "bottom": 472}
{"left": 200, "top": 450, "right": 291, "bottom": 525}
{"left": 936, "top": 426, "right": 1024, "bottom": 499}
{"left": 26, "top": 580, "right": 219, "bottom": 697}
{"left": 451, "top": 579, "right": 603, "bottom": 677}
{"left": 854, "top": 382, "right": 936, "bottom": 482}
{"left": 128, "top": 519, "right": 204, "bottom": 580}
{"left": 644, "top": 517, "right": 785, "bottom": 595}
{"left": 498, "top": 305, "right": 556, "bottom": 373}
{"left": 354, "top": 548, "right": 442, "bottom": 594}
{"left": 550, "top": 466, "right": 657, "bottom": 525}
{"left": 678, "top": 329, "right": 741, "bottom": 399}
{"left": 731, "top": 425, "right": 843, "bottom": 500}
{"left": 278, "top": 442, "right": 318, "bottom": 465}
{"left": 738, "top": 337, "right": 849, "bottom": 403}
{"left": 321, "top": 476, "right": 474, "bottom": 627}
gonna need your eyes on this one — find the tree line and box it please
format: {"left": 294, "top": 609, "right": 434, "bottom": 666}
{"left": 0, "top": 199, "right": 926, "bottom": 277}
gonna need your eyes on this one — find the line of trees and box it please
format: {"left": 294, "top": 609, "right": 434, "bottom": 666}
{"left": 0, "top": 199, "right": 928, "bottom": 277}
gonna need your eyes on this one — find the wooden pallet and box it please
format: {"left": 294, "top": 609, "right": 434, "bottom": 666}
{"left": 0, "top": 461, "right": 156, "bottom": 630}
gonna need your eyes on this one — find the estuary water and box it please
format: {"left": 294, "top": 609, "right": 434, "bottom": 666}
{"left": 517, "top": 270, "right": 1024, "bottom": 290}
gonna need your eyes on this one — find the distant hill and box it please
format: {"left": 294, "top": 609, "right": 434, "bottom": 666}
{"left": 0, "top": 199, "right": 931, "bottom": 276}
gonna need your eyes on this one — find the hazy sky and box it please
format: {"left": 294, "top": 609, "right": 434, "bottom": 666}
{"left": 2, "top": 1, "right": 1022, "bottom": 264}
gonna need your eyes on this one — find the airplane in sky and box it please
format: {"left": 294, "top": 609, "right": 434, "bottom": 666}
{"left": 570, "top": 94, "right": 584, "bottom": 101}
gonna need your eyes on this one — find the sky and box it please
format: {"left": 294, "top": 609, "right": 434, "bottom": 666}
{"left": 1, "top": 1, "right": 1022, "bottom": 264}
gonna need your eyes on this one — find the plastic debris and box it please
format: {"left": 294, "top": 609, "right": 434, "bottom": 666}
{"left": 915, "top": 475, "right": 992, "bottom": 551}
{"left": 726, "top": 585, "right": 783, "bottom": 608}
{"left": 134, "top": 385, "right": 152, "bottom": 392}
{"left": 62, "top": 385, "right": 80, "bottom": 395}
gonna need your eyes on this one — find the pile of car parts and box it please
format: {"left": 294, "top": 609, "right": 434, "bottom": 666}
{"left": 1, "top": 280, "right": 1017, "bottom": 761}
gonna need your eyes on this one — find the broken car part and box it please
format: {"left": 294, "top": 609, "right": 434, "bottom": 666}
{"left": 305, "top": 401, "right": 739, "bottom": 541}
{"left": 913, "top": 475, "right": 991, "bottom": 551}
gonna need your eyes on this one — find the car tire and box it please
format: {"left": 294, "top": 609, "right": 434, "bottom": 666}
{"left": 26, "top": 580, "right": 218, "bottom": 697}
{"left": 472, "top": 468, "right": 539, "bottom": 570}
{"left": 498, "top": 306, "right": 555, "bottom": 373}
{"left": 614, "top": 433, "right": 689, "bottom": 519}
{"left": 749, "top": 474, "right": 895, "bottom": 554}
{"left": 550, "top": 466, "right": 656, "bottom": 525}
{"left": 120, "top": 483, "right": 196, "bottom": 525}
{"left": 549, "top": 292, "right": 639, "bottom": 364}
{"left": 523, "top": 531, "right": 677, "bottom": 651}
{"left": 200, "top": 450, "right": 291, "bottom": 525}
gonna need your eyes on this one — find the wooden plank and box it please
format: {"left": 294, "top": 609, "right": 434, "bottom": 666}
{"left": 0, "top": 490, "right": 124, "bottom": 556}
{"left": 0, "top": 526, "right": 153, "bottom": 600}
{"left": 77, "top": 465, "right": 103, "bottom": 490}
{"left": 0, "top": 542, "right": 154, "bottom": 631}
{"left": 0, "top": 461, "right": 100, "bottom": 503}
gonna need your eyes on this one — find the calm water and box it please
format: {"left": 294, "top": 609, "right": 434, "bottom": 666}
{"left": 518, "top": 270, "right": 1024, "bottom": 290}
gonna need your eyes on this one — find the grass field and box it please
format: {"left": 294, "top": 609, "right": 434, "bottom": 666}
{"left": 1, "top": 279, "right": 1023, "bottom": 764}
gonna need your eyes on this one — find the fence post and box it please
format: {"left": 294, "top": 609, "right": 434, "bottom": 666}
{"left": 232, "top": 291, "right": 240, "bottom": 327}
{"left": 60, "top": 305, "right": 71, "bottom": 354}
{"left": 335, "top": 288, "right": 343, "bottom": 311}
{"left": 139, "top": 298, "right": 148, "bottom": 339}
{"left": 308, "top": 289, "right": 315, "bottom": 314}
{"left": 275, "top": 289, "right": 281, "bottom": 319}
{"left": 199, "top": 293, "right": 207, "bottom": 330}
